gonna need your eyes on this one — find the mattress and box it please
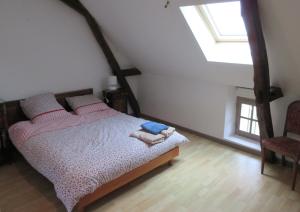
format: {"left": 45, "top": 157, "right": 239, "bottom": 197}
{"left": 9, "top": 110, "right": 188, "bottom": 211}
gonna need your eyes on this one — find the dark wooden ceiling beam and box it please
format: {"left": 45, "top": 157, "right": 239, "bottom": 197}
{"left": 58, "top": 0, "right": 141, "bottom": 116}
{"left": 122, "top": 68, "right": 142, "bottom": 77}
{"left": 241, "top": 0, "right": 283, "bottom": 161}
{"left": 269, "top": 86, "right": 283, "bottom": 102}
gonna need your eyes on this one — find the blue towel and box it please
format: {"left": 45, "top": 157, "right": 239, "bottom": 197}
{"left": 141, "top": 121, "right": 169, "bottom": 135}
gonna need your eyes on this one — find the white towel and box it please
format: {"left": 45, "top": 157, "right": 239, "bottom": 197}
{"left": 130, "top": 130, "right": 165, "bottom": 145}
{"left": 130, "top": 127, "right": 176, "bottom": 145}
{"left": 161, "top": 127, "right": 175, "bottom": 138}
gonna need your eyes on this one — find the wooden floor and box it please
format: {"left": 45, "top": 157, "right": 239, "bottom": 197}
{"left": 1, "top": 130, "right": 300, "bottom": 212}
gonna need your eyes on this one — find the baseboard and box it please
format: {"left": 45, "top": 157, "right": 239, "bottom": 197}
{"left": 141, "top": 113, "right": 261, "bottom": 156}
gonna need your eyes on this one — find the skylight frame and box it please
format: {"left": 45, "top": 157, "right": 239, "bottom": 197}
{"left": 197, "top": 2, "right": 248, "bottom": 43}
{"left": 180, "top": 5, "right": 253, "bottom": 65}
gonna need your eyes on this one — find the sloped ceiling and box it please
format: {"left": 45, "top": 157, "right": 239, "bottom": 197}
{"left": 84, "top": 0, "right": 253, "bottom": 87}
{"left": 83, "top": 0, "right": 300, "bottom": 94}
{"left": 260, "top": 0, "right": 300, "bottom": 95}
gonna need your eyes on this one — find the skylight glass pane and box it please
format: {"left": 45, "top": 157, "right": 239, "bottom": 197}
{"left": 203, "top": 1, "right": 247, "bottom": 37}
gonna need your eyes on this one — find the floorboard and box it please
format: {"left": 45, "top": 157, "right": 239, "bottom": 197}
{"left": 1, "top": 130, "right": 300, "bottom": 212}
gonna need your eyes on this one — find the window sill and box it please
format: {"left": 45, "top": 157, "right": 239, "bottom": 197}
{"left": 224, "top": 135, "right": 261, "bottom": 153}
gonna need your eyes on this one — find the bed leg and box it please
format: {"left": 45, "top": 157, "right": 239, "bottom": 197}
{"left": 75, "top": 206, "right": 85, "bottom": 212}
{"left": 168, "top": 160, "right": 173, "bottom": 166}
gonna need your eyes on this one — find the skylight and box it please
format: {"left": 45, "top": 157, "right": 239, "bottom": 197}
{"left": 180, "top": 1, "right": 253, "bottom": 65}
{"left": 199, "top": 1, "right": 248, "bottom": 42}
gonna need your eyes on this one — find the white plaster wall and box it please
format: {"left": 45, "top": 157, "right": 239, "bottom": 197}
{"left": 84, "top": 0, "right": 253, "bottom": 88}
{"left": 1, "top": 0, "right": 299, "bottom": 141}
{"left": 84, "top": 0, "right": 253, "bottom": 140}
{"left": 85, "top": 0, "right": 300, "bottom": 139}
{"left": 139, "top": 73, "right": 231, "bottom": 138}
{"left": 0, "top": 0, "right": 136, "bottom": 101}
{"left": 259, "top": 0, "right": 300, "bottom": 136}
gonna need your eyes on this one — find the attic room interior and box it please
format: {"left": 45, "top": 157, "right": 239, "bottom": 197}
{"left": 1, "top": 0, "right": 300, "bottom": 211}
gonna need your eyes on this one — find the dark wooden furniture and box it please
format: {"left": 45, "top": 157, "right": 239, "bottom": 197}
{"left": 0, "top": 128, "right": 9, "bottom": 165}
{"left": 261, "top": 101, "right": 300, "bottom": 190}
{"left": 0, "top": 102, "right": 11, "bottom": 165}
{"left": 0, "top": 89, "right": 93, "bottom": 130}
{"left": 103, "top": 89, "right": 128, "bottom": 113}
{"left": 0, "top": 89, "right": 94, "bottom": 164}
{"left": 0, "top": 88, "right": 179, "bottom": 212}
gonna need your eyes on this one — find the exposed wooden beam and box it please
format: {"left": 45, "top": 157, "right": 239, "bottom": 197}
{"left": 241, "top": 0, "right": 283, "bottom": 161}
{"left": 58, "top": 0, "right": 140, "bottom": 116}
{"left": 122, "top": 68, "right": 142, "bottom": 77}
{"left": 269, "top": 86, "right": 283, "bottom": 102}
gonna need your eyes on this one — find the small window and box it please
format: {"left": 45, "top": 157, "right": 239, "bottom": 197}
{"left": 198, "top": 1, "right": 247, "bottom": 42}
{"left": 236, "top": 97, "right": 260, "bottom": 140}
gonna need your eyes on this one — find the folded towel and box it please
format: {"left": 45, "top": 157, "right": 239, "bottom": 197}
{"left": 130, "top": 126, "right": 176, "bottom": 145}
{"left": 161, "top": 127, "right": 175, "bottom": 138}
{"left": 130, "top": 130, "right": 165, "bottom": 145}
{"left": 141, "top": 121, "right": 168, "bottom": 135}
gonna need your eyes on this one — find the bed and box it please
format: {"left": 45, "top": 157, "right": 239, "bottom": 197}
{"left": 0, "top": 89, "right": 188, "bottom": 212}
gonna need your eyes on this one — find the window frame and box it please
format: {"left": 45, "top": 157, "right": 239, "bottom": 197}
{"left": 235, "top": 97, "right": 260, "bottom": 141}
{"left": 197, "top": 3, "right": 248, "bottom": 43}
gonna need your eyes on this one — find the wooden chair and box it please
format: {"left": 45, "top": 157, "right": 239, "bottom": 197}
{"left": 261, "top": 101, "right": 300, "bottom": 190}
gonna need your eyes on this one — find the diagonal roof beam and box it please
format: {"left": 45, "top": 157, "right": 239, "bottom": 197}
{"left": 58, "top": 0, "right": 141, "bottom": 116}
{"left": 241, "top": 0, "right": 283, "bottom": 161}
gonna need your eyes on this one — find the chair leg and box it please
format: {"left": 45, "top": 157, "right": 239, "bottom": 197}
{"left": 292, "top": 158, "right": 299, "bottom": 190}
{"left": 282, "top": 155, "right": 286, "bottom": 166}
{"left": 261, "top": 147, "right": 265, "bottom": 174}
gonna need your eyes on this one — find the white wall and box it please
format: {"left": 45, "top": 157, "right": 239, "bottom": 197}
{"left": 260, "top": 0, "right": 300, "bottom": 136}
{"left": 84, "top": 0, "right": 253, "bottom": 88}
{"left": 1, "top": 0, "right": 299, "bottom": 142}
{"left": 0, "top": 0, "right": 136, "bottom": 101}
{"left": 85, "top": 0, "right": 300, "bottom": 140}
{"left": 139, "top": 73, "right": 232, "bottom": 138}
{"left": 84, "top": 0, "right": 253, "bottom": 140}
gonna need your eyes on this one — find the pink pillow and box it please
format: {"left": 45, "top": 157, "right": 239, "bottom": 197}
{"left": 20, "top": 93, "right": 67, "bottom": 121}
{"left": 32, "top": 110, "right": 73, "bottom": 123}
{"left": 75, "top": 102, "right": 110, "bottom": 115}
{"left": 66, "top": 95, "right": 110, "bottom": 115}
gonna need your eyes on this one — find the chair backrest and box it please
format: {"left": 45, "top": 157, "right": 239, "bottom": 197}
{"left": 284, "top": 100, "right": 300, "bottom": 136}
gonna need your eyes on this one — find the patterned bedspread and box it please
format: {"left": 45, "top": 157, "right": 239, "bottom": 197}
{"left": 9, "top": 110, "right": 188, "bottom": 211}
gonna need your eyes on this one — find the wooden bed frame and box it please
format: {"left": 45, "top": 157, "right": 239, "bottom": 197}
{"left": 76, "top": 147, "right": 179, "bottom": 212}
{"left": 0, "top": 88, "right": 180, "bottom": 212}
{"left": 0, "top": 88, "right": 94, "bottom": 129}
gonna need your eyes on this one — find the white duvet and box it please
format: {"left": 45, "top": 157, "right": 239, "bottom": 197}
{"left": 9, "top": 111, "right": 188, "bottom": 211}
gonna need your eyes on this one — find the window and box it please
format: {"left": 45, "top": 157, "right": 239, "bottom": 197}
{"left": 198, "top": 1, "right": 248, "bottom": 42}
{"left": 236, "top": 97, "right": 260, "bottom": 140}
{"left": 180, "top": 1, "right": 252, "bottom": 65}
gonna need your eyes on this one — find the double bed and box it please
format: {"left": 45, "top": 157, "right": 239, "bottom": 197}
{"left": 1, "top": 89, "right": 188, "bottom": 212}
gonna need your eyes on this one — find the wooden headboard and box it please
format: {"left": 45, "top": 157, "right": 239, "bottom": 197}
{"left": 0, "top": 88, "right": 93, "bottom": 129}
